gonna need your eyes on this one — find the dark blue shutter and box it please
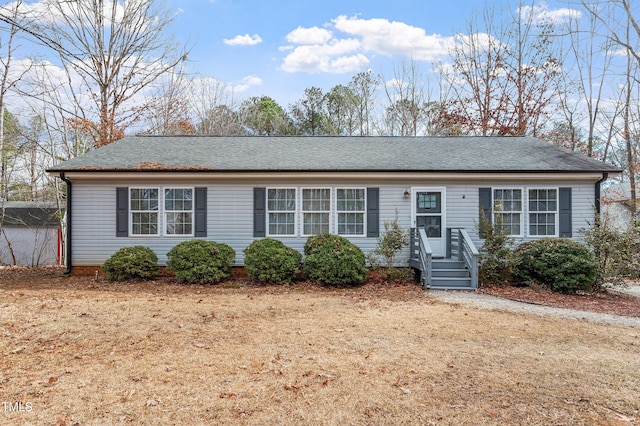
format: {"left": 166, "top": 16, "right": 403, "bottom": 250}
{"left": 194, "top": 187, "right": 207, "bottom": 237}
{"left": 559, "top": 187, "right": 572, "bottom": 237}
{"left": 116, "top": 187, "right": 128, "bottom": 237}
{"left": 366, "top": 187, "right": 379, "bottom": 237}
{"left": 479, "top": 187, "right": 492, "bottom": 225}
{"left": 254, "top": 188, "right": 266, "bottom": 237}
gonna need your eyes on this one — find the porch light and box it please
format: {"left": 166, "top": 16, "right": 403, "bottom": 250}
{"left": 403, "top": 189, "right": 410, "bottom": 199}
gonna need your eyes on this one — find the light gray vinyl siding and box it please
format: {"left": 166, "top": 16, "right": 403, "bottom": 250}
{"left": 70, "top": 178, "right": 598, "bottom": 267}
{"left": 0, "top": 227, "right": 59, "bottom": 265}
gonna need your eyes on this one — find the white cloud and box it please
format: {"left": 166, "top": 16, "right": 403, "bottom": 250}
{"left": 233, "top": 74, "right": 263, "bottom": 93}
{"left": 518, "top": 2, "right": 581, "bottom": 25}
{"left": 385, "top": 78, "right": 403, "bottom": 90}
{"left": 1, "top": 0, "right": 128, "bottom": 26}
{"left": 286, "top": 26, "right": 333, "bottom": 45}
{"left": 279, "top": 15, "right": 452, "bottom": 74}
{"left": 454, "top": 32, "right": 500, "bottom": 53}
{"left": 280, "top": 38, "right": 366, "bottom": 74}
{"left": 242, "top": 75, "right": 262, "bottom": 86}
{"left": 329, "top": 54, "right": 370, "bottom": 74}
{"left": 332, "top": 15, "right": 454, "bottom": 60}
{"left": 223, "top": 34, "right": 263, "bottom": 46}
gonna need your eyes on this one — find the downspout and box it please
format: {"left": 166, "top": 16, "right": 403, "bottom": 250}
{"left": 60, "top": 172, "right": 72, "bottom": 274}
{"left": 595, "top": 172, "right": 609, "bottom": 214}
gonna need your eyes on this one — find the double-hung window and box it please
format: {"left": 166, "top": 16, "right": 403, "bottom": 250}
{"left": 164, "top": 188, "right": 193, "bottom": 235}
{"left": 336, "top": 188, "right": 365, "bottom": 236}
{"left": 264, "top": 187, "right": 368, "bottom": 237}
{"left": 302, "top": 188, "right": 331, "bottom": 235}
{"left": 529, "top": 189, "right": 557, "bottom": 236}
{"left": 130, "top": 188, "right": 159, "bottom": 235}
{"left": 482, "top": 186, "right": 570, "bottom": 238}
{"left": 267, "top": 188, "right": 296, "bottom": 236}
{"left": 129, "top": 187, "right": 194, "bottom": 236}
{"left": 493, "top": 188, "right": 522, "bottom": 236}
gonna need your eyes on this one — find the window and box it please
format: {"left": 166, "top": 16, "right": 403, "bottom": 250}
{"left": 302, "top": 188, "right": 331, "bottom": 235}
{"left": 529, "top": 189, "right": 557, "bottom": 236}
{"left": 337, "top": 188, "right": 365, "bottom": 236}
{"left": 268, "top": 188, "right": 296, "bottom": 235}
{"left": 493, "top": 189, "right": 522, "bottom": 235}
{"left": 164, "top": 188, "right": 193, "bottom": 235}
{"left": 130, "top": 188, "right": 159, "bottom": 235}
{"left": 263, "top": 187, "right": 369, "bottom": 237}
{"left": 129, "top": 187, "right": 194, "bottom": 236}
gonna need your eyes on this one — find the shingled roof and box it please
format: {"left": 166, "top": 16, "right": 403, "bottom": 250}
{"left": 47, "top": 135, "right": 621, "bottom": 174}
{"left": 1, "top": 201, "right": 61, "bottom": 228}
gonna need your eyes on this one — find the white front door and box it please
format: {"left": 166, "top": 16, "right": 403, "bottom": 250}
{"left": 412, "top": 188, "right": 446, "bottom": 257}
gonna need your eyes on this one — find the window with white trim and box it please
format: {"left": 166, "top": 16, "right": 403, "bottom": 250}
{"left": 130, "top": 188, "right": 159, "bottom": 235}
{"left": 164, "top": 188, "right": 193, "bottom": 235}
{"left": 493, "top": 188, "right": 522, "bottom": 236}
{"left": 529, "top": 188, "right": 557, "bottom": 236}
{"left": 302, "top": 188, "right": 331, "bottom": 235}
{"left": 267, "top": 188, "right": 296, "bottom": 235}
{"left": 265, "top": 187, "right": 367, "bottom": 237}
{"left": 129, "top": 187, "right": 194, "bottom": 236}
{"left": 336, "top": 188, "right": 365, "bottom": 236}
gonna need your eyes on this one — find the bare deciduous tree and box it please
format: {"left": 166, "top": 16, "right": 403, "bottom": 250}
{"left": 0, "top": 0, "right": 31, "bottom": 201}
{"left": 189, "top": 76, "right": 241, "bottom": 136}
{"left": 383, "top": 59, "right": 431, "bottom": 136}
{"left": 324, "top": 84, "right": 357, "bottom": 136}
{"left": 141, "top": 66, "right": 195, "bottom": 136}
{"left": 289, "top": 87, "right": 327, "bottom": 136}
{"left": 582, "top": 0, "right": 640, "bottom": 229}
{"left": 0, "top": 0, "right": 189, "bottom": 147}
{"left": 348, "top": 70, "right": 381, "bottom": 136}
{"left": 447, "top": 0, "right": 560, "bottom": 136}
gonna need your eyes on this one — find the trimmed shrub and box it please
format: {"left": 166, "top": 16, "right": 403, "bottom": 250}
{"left": 244, "top": 238, "right": 302, "bottom": 284}
{"left": 102, "top": 246, "right": 159, "bottom": 281}
{"left": 512, "top": 238, "right": 597, "bottom": 294}
{"left": 166, "top": 239, "right": 235, "bottom": 284}
{"left": 303, "top": 233, "right": 367, "bottom": 286}
{"left": 303, "top": 232, "right": 342, "bottom": 256}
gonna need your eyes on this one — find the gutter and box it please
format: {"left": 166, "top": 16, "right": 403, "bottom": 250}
{"left": 60, "top": 172, "right": 72, "bottom": 274}
{"left": 595, "top": 172, "right": 609, "bottom": 214}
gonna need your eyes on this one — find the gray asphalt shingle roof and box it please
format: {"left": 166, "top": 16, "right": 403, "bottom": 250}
{"left": 1, "top": 202, "right": 61, "bottom": 227}
{"left": 47, "top": 135, "right": 620, "bottom": 173}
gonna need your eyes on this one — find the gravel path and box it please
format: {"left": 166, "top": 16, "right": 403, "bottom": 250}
{"left": 615, "top": 283, "right": 640, "bottom": 298}
{"left": 428, "top": 290, "right": 640, "bottom": 328}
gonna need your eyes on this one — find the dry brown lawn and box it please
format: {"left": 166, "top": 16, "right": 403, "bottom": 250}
{"left": 1, "top": 267, "right": 639, "bottom": 425}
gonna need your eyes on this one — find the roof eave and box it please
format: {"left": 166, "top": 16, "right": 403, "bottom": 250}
{"left": 47, "top": 167, "right": 623, "bottom": 174}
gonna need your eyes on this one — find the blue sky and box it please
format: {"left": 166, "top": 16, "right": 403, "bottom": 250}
{"left": 166, "top": 0, "right": 576, "bottom": 107}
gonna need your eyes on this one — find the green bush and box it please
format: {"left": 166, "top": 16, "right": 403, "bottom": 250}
{"left": 303, "top": 232, "right": 342, "bottom": 256}
{"left": 102, "top": 246, "right": 159, "bottom": 281}
{"left": 370, "top": 215, "right": 409, "bottom": 268}
{"left": 512, "top": 238, "right": 597, "bottom": 294}
{"left": 478, "top": 213, "right": 515, "bottom": 286}
{"left": 166, "top": 240, "right": 235, "bottom": 284}
{"left": 303, "top": 233, "right": 367, "bottom": 286}
{"left": 244, "top": 238, "right": 302, "bottom": 284}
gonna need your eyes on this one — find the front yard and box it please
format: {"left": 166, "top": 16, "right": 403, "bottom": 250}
{"left": 1, "top": 267, "right": 639, "bottom": 425}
